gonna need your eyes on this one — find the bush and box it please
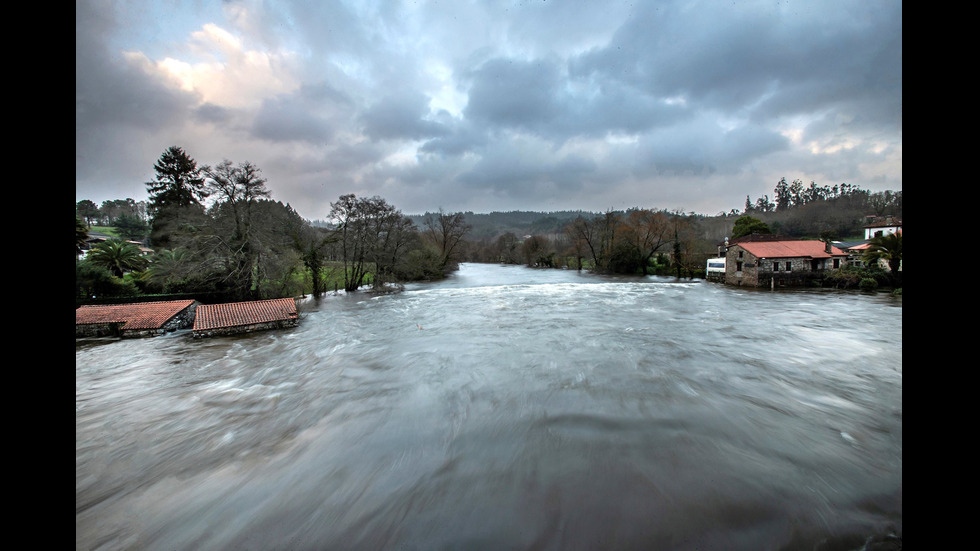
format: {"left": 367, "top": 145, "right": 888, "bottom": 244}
{"left": 394, "top": 247, "right": 444, "bottom": 281}
{"left": 859, "top": 278, "right": 878, "bottom": 291}
{"left": 825, "top": 265, "right": 890, "bottom": 289}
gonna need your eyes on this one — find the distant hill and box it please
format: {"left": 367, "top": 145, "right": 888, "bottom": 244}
{"left": 406, "top": 210, "right": 596, "bottom": 241}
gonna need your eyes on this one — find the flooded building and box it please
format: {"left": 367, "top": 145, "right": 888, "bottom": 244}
{"left": 192, "top": 298, "right": 299, "bottom": 338}
{"left": 75, "top": 299, "right": 198, "bottom": 338}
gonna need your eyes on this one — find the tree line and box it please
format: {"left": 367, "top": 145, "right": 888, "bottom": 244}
{"left": 77, "top": 147, "right": 902, "bottom": 300}
{"left": 76, "top": 146, "right": 472, "bottom": 303}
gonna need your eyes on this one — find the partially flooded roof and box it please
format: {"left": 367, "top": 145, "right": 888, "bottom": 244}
{"left": 193, "top": 298, "right": 298, "bottom": 331}
{"left": 75, "top": 300, "right": 196, "bottom": 330}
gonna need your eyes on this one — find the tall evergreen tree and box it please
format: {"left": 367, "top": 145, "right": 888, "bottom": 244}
{"left": 145, "top": 146, "right": 207, "bottom": 248}
{"left": 146, "top": 146, "right": 206, "bottom": 211}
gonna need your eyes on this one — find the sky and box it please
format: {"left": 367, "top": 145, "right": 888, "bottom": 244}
{"left": 76, "top": 0, "right": 902, "bottom": 220}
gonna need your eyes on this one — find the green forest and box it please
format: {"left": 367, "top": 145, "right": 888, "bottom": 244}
{"left": 76, "top": 146, "right": 903, "bottom": 303}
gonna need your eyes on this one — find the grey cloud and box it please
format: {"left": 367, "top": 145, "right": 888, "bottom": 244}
{"left": 456, "top": 140, "right": 597, "bottom": 199}
{"left": 464, "top": 58, "right": 564, "bottom": 129}
{"left": 631, "top": 118, "right": 789, "bottom": 178}
{"left": 360, "top": 92, "right": 449, "bottom": 141}
{"left": 571, "top": 1, "right": 902, "bottom": 127}
{"left": 460, "top": 55, "right": 690, "bottom": 146}
{"left": 195, "top": 103, "right": 231, "bottom": 124}
{"left": 76, "top": 0, "right": 901, "bottom": 217}
{"left": 251, "top": 82, "right": 353, "bottom": 144}
{"left": 76, "top": 3, "right": 196, "bottom": 133}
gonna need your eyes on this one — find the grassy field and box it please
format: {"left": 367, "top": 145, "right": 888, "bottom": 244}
{"left": 89, "top": 226, "right": 122, "bottom": 238}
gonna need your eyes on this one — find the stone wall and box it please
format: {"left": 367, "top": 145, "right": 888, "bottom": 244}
{"left": 192, "top": 318, "right": 299, "bottom": 339}
{"left": 76, "top": 323, "right": 123, "bottom": 338}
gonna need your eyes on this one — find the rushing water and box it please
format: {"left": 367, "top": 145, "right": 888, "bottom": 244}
{"left": 76, "top": 263, "right": 902, "bottom": 550}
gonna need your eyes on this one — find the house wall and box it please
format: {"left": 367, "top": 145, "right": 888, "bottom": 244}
{"left": 76, "top": 323, "right": 124, "bottom": 338}
{"left": 726, "top": 246, "right": 761, "bottom": 286}
{"left": 865, "top": 225, "right": 901, "bottom": 239}
{"left": 192, "top": 318, "right": 299, "bottom": 339}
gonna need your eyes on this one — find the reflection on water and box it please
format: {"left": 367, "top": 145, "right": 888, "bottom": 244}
{"left": 76, "top": 263, "right": 902, "bottom": 550}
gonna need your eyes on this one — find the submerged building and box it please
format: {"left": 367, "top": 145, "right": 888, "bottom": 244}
{"left": 75, "top": 300, "right": 198, "bottom": 338}
{"left": 192, "top": 298, "right": 299, "bottom": 338}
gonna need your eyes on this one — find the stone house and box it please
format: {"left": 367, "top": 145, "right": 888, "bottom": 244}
{"left": 725, "top": 238, "right": 848, "bottom": 288}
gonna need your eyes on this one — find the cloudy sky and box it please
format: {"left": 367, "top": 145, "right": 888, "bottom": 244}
{"left": 76, "top": 0, "right": 901, "bottom": 220}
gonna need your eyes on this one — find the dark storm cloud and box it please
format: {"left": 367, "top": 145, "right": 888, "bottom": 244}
{"left": 571, "top": 1, "right": 902, "bottom": 128}
{"left": 76, "top": 0, "right": 901, "bottom": 217}
{"left": 464, "top": 58, "right": 564, "bottom": 130}
{"left": 463, "top": 55, "right": 690, "bottom": 143}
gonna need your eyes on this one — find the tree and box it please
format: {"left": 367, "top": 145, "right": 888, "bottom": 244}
{"left": 521, "top": 235, "right": 553, "bottom": 267}
{"left": 76, "top": 216, "right": 89, "bottom": 256}
{"left": 623, "top": 209, "right": 672, "bottom": 275}
{"left": 146, "top": 146, "right": 207, "bottom": 212}
{"left": 289, "top": 224, "right": 339, "bottom": 298}
{"left": 565, "top": 211, "right": 619, "bottom": 272}
{"left": 863, "top": 232, "right": 902, "bottom": 279}
{"left": 76, "top": 200, "right": 100, "bottom": 226}
{"left": 146, "top": 248, "right": 194, "bottom": 291}
{"left": 329, "top": 194, "right": 414, "bottom": 292}
{"left": 113, "top": 213, "right": 149, "bottom": 242}
{"left": 774, "top": 178, "right": 791, "bottom": 211}
{"left": 731, "top": 216, "right": 771, "bottom": 239}
{"left": 422, "top": 209, "right": 472, "bottom": 273}
{"left": 199, "top": 160, "right": 274, "bottom": 300}
{"left": 86, "top": 239, "right": 148, "bottom": 278}
{"left": 146, "top": 146, "right": 207, "bottom": 247}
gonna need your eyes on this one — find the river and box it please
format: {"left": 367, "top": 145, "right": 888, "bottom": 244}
{"left": 76, "top": 263, "right": 902, "bottom": 550}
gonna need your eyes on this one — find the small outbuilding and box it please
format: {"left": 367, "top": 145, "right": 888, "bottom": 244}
{"left": 76, "top": 299, "right": 198, "bottom": 338}
{"left": 192, "top": 298, "right": 299, "bottom": 338}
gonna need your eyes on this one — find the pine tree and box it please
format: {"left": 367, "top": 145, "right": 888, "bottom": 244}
{"left": 145, "top": 146, "right": 206, "bottom": 212}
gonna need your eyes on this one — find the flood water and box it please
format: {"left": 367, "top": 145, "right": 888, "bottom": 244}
{"left": 76, "top": 263, "right": 902, "bottom": 550}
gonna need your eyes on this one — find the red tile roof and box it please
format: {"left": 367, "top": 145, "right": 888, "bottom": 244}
{"left": 193, "top": 298, "right": 298, "bottom": 331}
{"left": 737, "top": 240, "right": 847, "bottom": 259}
{"left": 75, "top": 300, "right": 196, "bottom": 330}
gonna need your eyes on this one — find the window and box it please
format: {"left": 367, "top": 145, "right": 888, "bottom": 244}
{"left": 833, "top": 259, "right": 840, "bottom": 269}
{"left": 785, "top": 262, "right": 792, "bottom": 271}
{"left": 736, "top": 261, "right": 743, "bottom": 271}
{"left": 773, "top": 262, "right": 779, "bottom": 271}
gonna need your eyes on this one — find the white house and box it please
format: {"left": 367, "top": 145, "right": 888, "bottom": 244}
{"left": 864, "top": 217, "right": 902, "bottom": 239}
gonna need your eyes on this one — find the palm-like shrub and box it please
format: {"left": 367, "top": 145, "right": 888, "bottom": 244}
{"left": 863, "top": 232, "right": 902, "bottom": 275}
{"left": 87, "top": 239, "right": 149, "bottom": 278}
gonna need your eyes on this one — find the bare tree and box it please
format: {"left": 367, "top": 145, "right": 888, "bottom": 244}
{"left": 329, "top": 194, "right": 414, "bottom": 292}
{"left": 423, "top": 209, "right": 472, "bottom": 272}
{"left": 565, "top": 211, "right": 619, "bottom": 272}
{"left": 200, "top": 160, "right": 273, "bottom": 300}
{"left": 623, "top": 209, "right": 672, "bottom": 275}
